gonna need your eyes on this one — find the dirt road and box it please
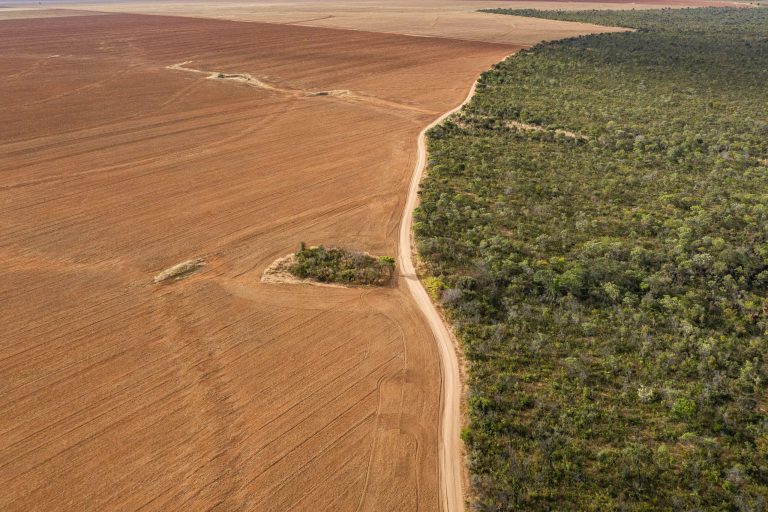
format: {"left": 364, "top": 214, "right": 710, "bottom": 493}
{"left": 398, "top": 73, "right": 489, "bottom": 512}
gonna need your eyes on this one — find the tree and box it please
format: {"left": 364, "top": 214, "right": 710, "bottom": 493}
{"left": 378, "top": 256, "right": 396, "bottom": 279}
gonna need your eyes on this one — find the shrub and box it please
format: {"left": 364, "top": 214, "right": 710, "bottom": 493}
{"left": 290, "top": 244, "right": 395, "bottom": 286}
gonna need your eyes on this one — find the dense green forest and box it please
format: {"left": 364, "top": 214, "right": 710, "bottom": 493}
{"left": 290, "top": 244, "right": 394, "bottom": 285}
{"left": 415, "top": 8, "right": 768, "bottom": 511}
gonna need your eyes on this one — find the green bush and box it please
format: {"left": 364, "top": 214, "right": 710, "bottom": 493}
{"left": 290, "top": 244, "right": 395, "bottom": 286}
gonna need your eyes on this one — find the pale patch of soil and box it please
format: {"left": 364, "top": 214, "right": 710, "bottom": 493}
{"left": 166, "top": 61, "right": 425, "bottom": 113}
{"left": 154, "top": 258, "right": 205, "bottom": 283}
{"left": 167, "top": 61, "right": 280, "bottom": 91}
{"left": 506, "top": 119, "right": 588, "bottom": 140}
{"left": 455, "top": 115, "right": 589, "bottom": 139}
{"left": 0, "top": 8, "right": 104, "bottom": 20}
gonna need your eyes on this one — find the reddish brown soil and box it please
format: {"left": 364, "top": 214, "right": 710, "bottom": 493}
{"left": 0, "top": 14, "right": 518, "bottom": 511}
{"left": 31, "top": 0, "right": 633, "bottom": 44}
{"left": 0, "top": 8, "right": 105, "bottom": 20}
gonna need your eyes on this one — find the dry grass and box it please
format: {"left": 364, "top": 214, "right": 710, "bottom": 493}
{"left": 153, "top": 258, "right": 205, "bottom": 283}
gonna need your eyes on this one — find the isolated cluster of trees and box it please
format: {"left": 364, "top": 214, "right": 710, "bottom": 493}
{"left": 291, "top": 243, "right": 395, "bottom": 286}
{"left": 416, "top": 8, "right": 768, "bottom": 511}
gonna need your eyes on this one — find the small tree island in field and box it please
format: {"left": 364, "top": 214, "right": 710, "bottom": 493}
{"left": 290, "top": 243, "right": 395, "bottom": 286}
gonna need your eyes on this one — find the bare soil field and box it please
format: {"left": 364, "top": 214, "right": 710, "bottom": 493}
{"left": 6, "top": 0, "right": 639, "bottom": 43}
{"left": 0, "top": 8, "right": 104, "bottom": 20}
{"left": 0, "top": 12, "right": 531, "bottom": 511}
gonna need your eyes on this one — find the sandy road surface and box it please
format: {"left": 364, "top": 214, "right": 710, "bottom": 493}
{"left": 398, "top": 79, "right": 484, "bottom": 512}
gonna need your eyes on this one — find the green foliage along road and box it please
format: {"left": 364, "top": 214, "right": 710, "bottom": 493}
{"left": 415, "top": 8, "right": 768, "bottom": 511}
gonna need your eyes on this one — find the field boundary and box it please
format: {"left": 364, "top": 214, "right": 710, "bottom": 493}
{"left": 398, "top": 49, "right": 518, "bottom": 512}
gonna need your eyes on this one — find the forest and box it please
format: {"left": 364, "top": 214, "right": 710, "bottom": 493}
{"left": 415, "top": 8, "right": 768, "bottom": 511}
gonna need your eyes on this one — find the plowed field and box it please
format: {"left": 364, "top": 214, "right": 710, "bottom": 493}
{"left": 35, "top": 0, "right": 736, "bottom": 43}
{"left": 0, "top": 13, "right": 518, "bottom": 511}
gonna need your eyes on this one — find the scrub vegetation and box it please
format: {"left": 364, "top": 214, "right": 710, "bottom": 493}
{"left": 291, "top": 243, "right": 395, "bottom": 286}
{"left": 416, "top": 8, "right": 768, "bottom": 511}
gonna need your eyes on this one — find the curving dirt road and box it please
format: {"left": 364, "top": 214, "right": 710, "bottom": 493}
{"left": 397, "top": 75, "right": 483, "bottom": 512}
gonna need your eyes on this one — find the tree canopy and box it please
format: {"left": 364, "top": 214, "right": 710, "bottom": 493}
{"left": 416, "top": 7, "right": 768, "bottom": 511}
